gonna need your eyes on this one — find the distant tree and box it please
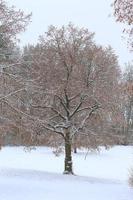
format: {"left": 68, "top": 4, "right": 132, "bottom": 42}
{"left": 23, "top": 24, "right": 121, "bottom": 174}
{"left": 122, "top": 64, "right": 133, "bottom": 144}
{"left": 0, "top": 0, "right": 31, "bottom": 146}
{"left": 113, "top": 0, "right": 133, "bottom": 50}
{"left": 0, "top": 0, "right": 31, "bottom": 48}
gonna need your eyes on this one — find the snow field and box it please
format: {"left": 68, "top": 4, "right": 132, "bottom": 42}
{"left": 0, "top": 146, "right": 133, "bottom": 200}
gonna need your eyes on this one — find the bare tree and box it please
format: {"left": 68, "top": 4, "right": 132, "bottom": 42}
{"left": 22, "top": 24, "right": 121, "bottom": 174}
{"left": 122, "top": 64, "right": 133, "bottom": 144}
{"left": 0, "top": 0, "right": 31, "bottom": 146}
{"left": 113, "top": 0, "right": 133, "bottom": 50}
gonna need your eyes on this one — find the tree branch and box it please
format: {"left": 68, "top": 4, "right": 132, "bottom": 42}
{"left": 0, "top": 88, "right": 25, "bottom": 102}
{"left": 32, "top": 104, "right": 66, "bottom": 120}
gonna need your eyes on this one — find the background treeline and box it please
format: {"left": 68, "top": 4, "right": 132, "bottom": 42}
{"left": 0, "top": 0, "right": 133, "bottom": 174}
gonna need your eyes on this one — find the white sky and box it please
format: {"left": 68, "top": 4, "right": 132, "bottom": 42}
{"left": 8, "top": 0, "right": 132, "bottom": 70}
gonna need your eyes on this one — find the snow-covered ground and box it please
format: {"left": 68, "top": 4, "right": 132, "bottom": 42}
{"left": 0, "top": 146, "right": 133, "bottom": 200}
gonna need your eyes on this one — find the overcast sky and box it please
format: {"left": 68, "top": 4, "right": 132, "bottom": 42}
{"left": 9, "top": 0, "right": 132, "bottom": 70}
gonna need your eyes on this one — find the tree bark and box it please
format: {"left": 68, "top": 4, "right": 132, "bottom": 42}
{"left": 74, "top": 147, "right": 77, "bottom": 153}
{"left": 64, "top": 131, "right": 73, "bottom": 175}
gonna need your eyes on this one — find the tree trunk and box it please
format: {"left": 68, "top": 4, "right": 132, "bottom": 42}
{"left": 64, "top": 131, "right": 73, "bottom": 175}
{"left": 74, "top": 147, "right": 77, "bottom": 153}
{"left": 73, "top": 135, "right": 77, "bottom": 153}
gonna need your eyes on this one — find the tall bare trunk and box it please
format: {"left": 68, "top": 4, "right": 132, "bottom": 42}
{"left": 64, "top": 131, "right": 73, "bottom": 174}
